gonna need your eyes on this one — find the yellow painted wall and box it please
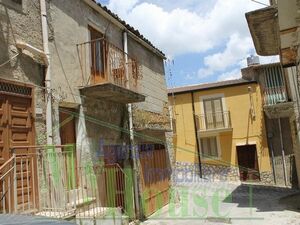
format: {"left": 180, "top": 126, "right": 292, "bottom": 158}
{"left": 169, "top": 83, "right": 272, "bottom": 173}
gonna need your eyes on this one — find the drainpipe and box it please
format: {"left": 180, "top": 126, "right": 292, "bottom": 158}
{"left": 123, "top": 31, "right": 141, "bottom": 219}
{"left": 191, "top": 92, "right": 202, "bottom": 178}
{"left": 40, "top": 0, "right": 53, "bottom": 145}
{"left": 268, "top": 134, "right": 277, "bottom": 185}
{"left": 278, "top": 118, "right": 288, "bottom": 186}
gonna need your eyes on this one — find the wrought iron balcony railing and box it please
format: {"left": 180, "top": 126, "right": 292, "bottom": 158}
{"left": 196, "top": 111, "right": 232, "bottom": 132}
{"left": 263, "top": 85, "right": 288, "bottom": 106}
{"left": 77, "top": 38, "right": 142, "bottom": 93}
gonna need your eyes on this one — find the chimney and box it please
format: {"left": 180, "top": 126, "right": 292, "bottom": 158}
{"left": 247, "top": 55, "right": 260, "bottom": 67}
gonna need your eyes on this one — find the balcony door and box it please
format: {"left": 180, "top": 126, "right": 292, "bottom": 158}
{"left": 203, "top": 98, "right": 224, "bottom": 129}
{"left": 89, "top": 26, "right": 105, "bottom": 84}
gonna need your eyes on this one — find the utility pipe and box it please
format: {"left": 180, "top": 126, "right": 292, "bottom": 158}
{"left": 123, "top": 31, "right": 141, "bottom": 219}
{"left": 268, "top": 135, "right": 277, "bottom": 185}
{"left": 278, "top": 118, "right": 288, "bottom": 186}
{"left": 191, "top": 92, "right": 202, "bottom": 178}
{"left": 40, "top": 0, "right": 53, "bottom": 145}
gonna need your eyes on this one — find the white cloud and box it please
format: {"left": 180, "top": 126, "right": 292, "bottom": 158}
{"left": 105, "top": 0, "right": 269, "bottom": 57}
{"left": 217, "top": 69, "right": 242, "bottom": 81}
{"left": 198, "top": 33, "right": 253, "bottom": 78}
{"left": 107, "top": 0, "right": 139, "bottom": 18}
{"left": 104, "top": 0, "right": 274, "bottom": 82}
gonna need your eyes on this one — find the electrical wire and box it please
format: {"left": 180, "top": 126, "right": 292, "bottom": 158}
{"left": 250, "top": 0, "right": 270, "bottom": 7}
{"left": 0, "top": 53, "right": 19, "bottom": 68}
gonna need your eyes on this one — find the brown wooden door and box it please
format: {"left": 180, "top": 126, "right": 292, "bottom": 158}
{"left": 139, "top": 144, "right": 170, "bottom": 217}
{"left": 89, "top": 26, "right": 106, "bottom": 84}
{"left": 237, "top": 145, "right": 260, "bottom": 181}
{"left": 0, "top": 91, "right": 36, "bottom": 212}
{"left": 0, "top": 95, "right": 8, "bottom": 166}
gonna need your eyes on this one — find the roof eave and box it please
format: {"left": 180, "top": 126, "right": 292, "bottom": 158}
{"left": 84, "top": 0, "right": 166, "bottom": 59}
{"left": 168, "top": 80, "right": 257, "bottom": 95}
{"left": 245, "top": 6, "right": 279, "bottom": 56}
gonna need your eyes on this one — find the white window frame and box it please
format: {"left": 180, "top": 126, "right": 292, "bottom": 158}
{"left": 199, "top": 93, "right": 229, "bottom": 130}
{"left": 199, "top": 133, "right": 222, "bottom": 160}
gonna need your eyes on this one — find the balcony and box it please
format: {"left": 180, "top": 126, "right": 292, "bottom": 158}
{"left": 263, "top": 86, "right": 294, "bottom": 118}
{"left": 196, "top": 111, "right": 232, "bottom": 134}
{"left": 77, "top": 38, "right": 145, "bottom": 103}
{"left": 263, "top": 85, "right": 288, "bottom": 106}
{"left": 245, "top": 6, "right": 279, "bottom": 56}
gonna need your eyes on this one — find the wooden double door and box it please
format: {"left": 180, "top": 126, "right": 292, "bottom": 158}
{"left": 0, "top": 84, "right": 37, "bottom": 212}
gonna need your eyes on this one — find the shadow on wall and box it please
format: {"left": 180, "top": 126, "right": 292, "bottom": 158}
{"left": 0, "top": 6, "right": 44, "bottom": 86}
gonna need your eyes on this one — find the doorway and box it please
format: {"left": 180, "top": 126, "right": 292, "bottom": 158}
{"left": 236, "top": 145, "right": 260, "bottom": 181}
{"left": 59, "top": 107, "right": 78, "bottom": 190}
{"left": 0, "top": 80, "right": 37, "bottom": 212}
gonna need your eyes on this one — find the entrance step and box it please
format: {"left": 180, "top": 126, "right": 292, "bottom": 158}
{"left": 36, "top": 209, "right": 76, "bottom": 219}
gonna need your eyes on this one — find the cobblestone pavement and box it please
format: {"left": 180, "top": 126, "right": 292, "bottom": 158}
{"left": 141, "top": 180, "right": 300, "bottom": 225}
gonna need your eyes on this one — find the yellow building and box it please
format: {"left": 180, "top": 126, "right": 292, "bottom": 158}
{"left": 168, "top": 79, "right": 273, "bottom": 183}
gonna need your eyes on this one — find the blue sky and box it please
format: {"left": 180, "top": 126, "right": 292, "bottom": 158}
{"left": 97, "top": 0, "right": 277, "bottom": 87}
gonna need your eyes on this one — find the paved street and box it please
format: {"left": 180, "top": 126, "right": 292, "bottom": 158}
{"left": 141, "top": 180, "right": 300, "bottom": 225}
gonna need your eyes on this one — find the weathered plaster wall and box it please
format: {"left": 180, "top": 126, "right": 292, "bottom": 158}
{"left": 128, "top": 35, "right": 167, "bottom": 114}
{"left": 0, "top": 0, "right": 46, "bottom": 145}
{"left": 78, "top": 98, "right": 129, "bottom": 166}
{"left": 48, "top": 0, "right": 170, "bottom": 168}
{"left": 128, "top": 35, "right": 170, "bottom": 135}
{"left": 47, "top": 0, "right": 128, "bottom": 155}
{"left": 48, "top": 0, "right": 123, "bottom": 105}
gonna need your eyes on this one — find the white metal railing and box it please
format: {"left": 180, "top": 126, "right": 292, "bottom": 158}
{"left": 0, "top": 145, "right": 133, "bottom": 219}
{"left": 196, "top": 111, "right": 232, "bottom": 131}
{"left": 77, "top": 38, "right": 142, "bottom": 93}
{"left": 263, "top": 86, "right": 288, "bottom": 106}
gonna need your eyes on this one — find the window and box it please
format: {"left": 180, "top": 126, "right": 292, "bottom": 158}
{"left": 203, "top": 97, "right": 225, "bottom": 129}
{"left": 200, "top": 136, "right": 220, "bottom": 158}
{"left": 89, "top": 26, "right": 105, "bottom": 81}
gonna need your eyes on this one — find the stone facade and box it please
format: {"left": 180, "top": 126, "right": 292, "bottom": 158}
{"left": 0, "top": 0, "right": 46, "bottom": 145}
{"left": 260, "top": 171, "right": 274, "bottom": 185}
{"left": 201, "top": 163, "right": 240, "bottom": 182}
{"left": 173, "top": 161, "right": 278, "bottom": 185}
{"left": 173, "top": 162, "right": 240, "bottom": 184}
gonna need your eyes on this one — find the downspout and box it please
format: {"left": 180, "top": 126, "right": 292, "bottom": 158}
{"left": 191, "top": 92, "right": 202, "bottom": 178}
{"left": 40, "top": 0, "right": 53, "bottom": 145}
{"left": 123, "top": 31, "right": 141, "bottom": 219}
{"left": 278, "top": 118, "right": 288, "bottom": 186}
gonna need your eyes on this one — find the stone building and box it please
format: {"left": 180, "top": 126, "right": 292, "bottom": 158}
{"left": 242, "top": 60, "right": 298, "bottom": 187}
{"left": 0, "top": 0, "right": 171, "bottom": 221}
{"left": 245, "top": 0, "right": 300, "bottom": 187}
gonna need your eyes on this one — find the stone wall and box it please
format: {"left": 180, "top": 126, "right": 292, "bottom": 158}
{"left": 0, "top": 0, "right": 46, "bottom": 145}
{"left": 173, "top": 161, "right": 278, "bottom": 185}
{"left": 78, "top": 97, "right": 130, "bottom": 166}
{"left": 260, "top": 171, "right": 274, "bottom": 185}
{"left": 173, "top": 162, "right": 240, "bottom": 184}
